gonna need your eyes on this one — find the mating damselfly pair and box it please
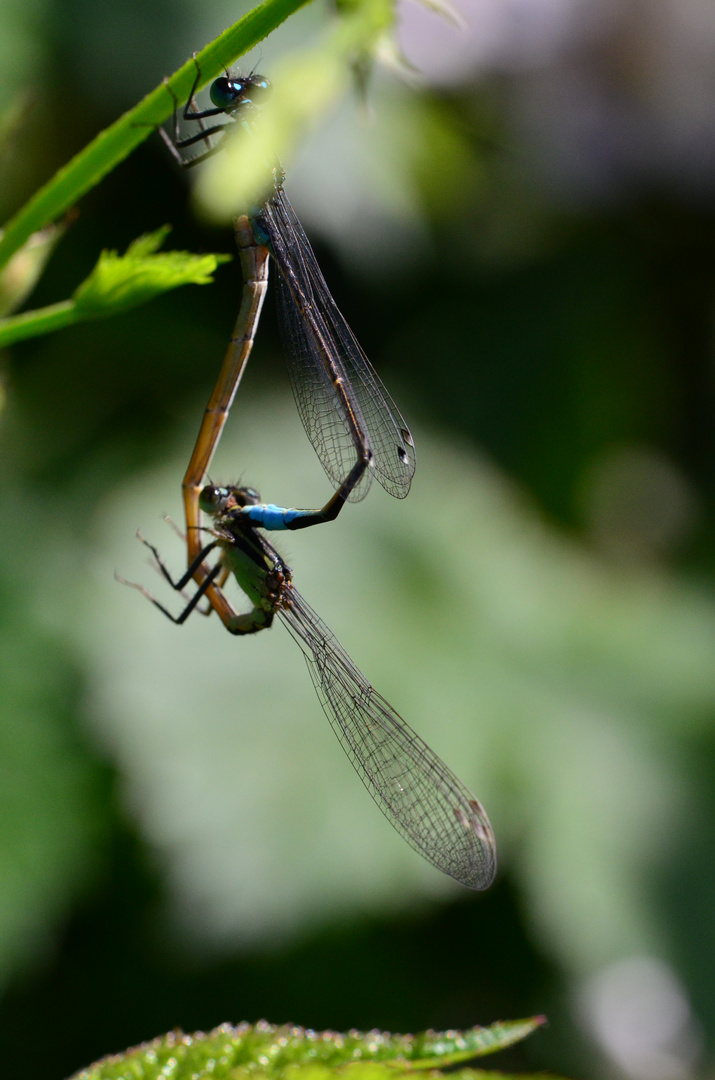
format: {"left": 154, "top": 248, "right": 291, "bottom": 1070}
{"left": 123, "top": 62, "right": 496, "bottom": 890}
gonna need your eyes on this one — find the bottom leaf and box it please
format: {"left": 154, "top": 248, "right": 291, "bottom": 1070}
{"left": 72, "top": 1017, "right": 556, "bottom": 1080}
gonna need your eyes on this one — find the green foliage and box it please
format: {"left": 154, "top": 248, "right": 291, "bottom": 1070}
{"left": 0, "top": 0, "right": 316, "bottom": 349}
{"left": 0, "top": 227, "right": 231, "bottom": 345}
{"left": 6, "top": 0, "right": 712, "bottom": 1075}
{"left": 72, "top": 1019, "right": 552, "bottom": 1080}
{"left": 0, "top": 0, "right": 311, "bottom": 274}
{"left": 0, "top": 548, "right": 108, "bottom": 990}
{"left": 0, "top": 0, "right": 411, "bottom": 343}
{"left": 0, "top": 220, "right": 66, "bottom": 318}
{"left": 74, "top": 227, "right": 230, "bottom": 313}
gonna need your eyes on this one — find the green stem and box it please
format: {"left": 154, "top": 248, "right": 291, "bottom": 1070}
{"left": 0, "top": 0, "right": 311, "bottom": 273}
{"left": 0, "top": 300, "right": 79, "bottom": 345}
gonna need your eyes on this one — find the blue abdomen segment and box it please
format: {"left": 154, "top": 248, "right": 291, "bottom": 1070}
{"left": 243, "top": 504, "right": 302, "bottom": 530}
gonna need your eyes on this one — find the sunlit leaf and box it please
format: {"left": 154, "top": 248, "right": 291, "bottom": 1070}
{"left": 0, "top": 227, "right": 230, "bottom": 346}
{"left": 72, "top": 1019, "right": 550, "bottom": 1080}
{"left": 73, "top": 225, "right": 231, "bottom": 315}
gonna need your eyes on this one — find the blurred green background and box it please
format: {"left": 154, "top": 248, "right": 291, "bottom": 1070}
{"left": 2, "top": 0, "right": 715, "bottom": 1078}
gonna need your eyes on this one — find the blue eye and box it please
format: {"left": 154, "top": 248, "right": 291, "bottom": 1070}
{"left": 210, "top": 77, "right": 242, "bottom": 110}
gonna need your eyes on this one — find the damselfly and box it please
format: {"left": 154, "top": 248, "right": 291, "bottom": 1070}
{"left": 161, "top": 66, "right": 416, "bottom": 606}
{"left": 122, "top": 485, "right": 496, "bottom": 890}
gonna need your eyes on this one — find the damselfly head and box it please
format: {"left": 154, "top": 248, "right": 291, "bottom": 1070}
{"left": 209, "top": 74, "right": 271, "bottom": 114}
{"left": 200, "top": 484, "right": 262, "bottom": 515}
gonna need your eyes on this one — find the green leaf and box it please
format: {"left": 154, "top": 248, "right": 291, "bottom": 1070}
{"left": 73, "top": 226, "right": 231, "bottom": 315}
{"left": 0, "top": 220, "right": 67, "bottom": 318}
{"left": 405, "top": 1018, "right": 548, "bottom": 1066}
{"left": 0, "top": 228, "right": 230, "bottom": 346}
{"left": 72, "top": 1019, "right": 551, "bottom": 1080}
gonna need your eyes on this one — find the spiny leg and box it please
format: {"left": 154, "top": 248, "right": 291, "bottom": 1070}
{"left": 116, "top": 535, "right": 223, "bottom": 625}
{"left": 118, "top": 529, "right": 241, "bottom": 628}
{"left": 119, "top": 541, "right": 270, "bottom": 635}
{"left": 159, "top": 57, "right": 232, "bottom": 167}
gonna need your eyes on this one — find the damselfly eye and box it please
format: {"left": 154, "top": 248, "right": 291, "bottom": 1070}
{"left": 246, "top": 75, "right": 271, "bottom": 101}
{"left": 209, "top": 77, "right": 242, "bottom": 110}
{"left": 209, "top": 74, "right": 271, "bottom": 112}
{"left": 198, "top": 484, "right": 226, "bottom": 512}
{"left": 237, "top": 486, "right": 261, "bottom": 506}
